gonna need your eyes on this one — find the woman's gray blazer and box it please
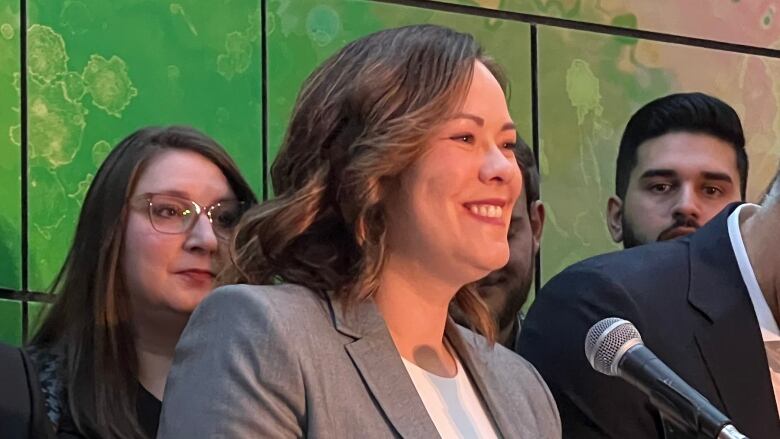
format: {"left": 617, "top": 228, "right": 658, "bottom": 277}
{"left": 157, "top": 283, "right": 561, "bottom": 438}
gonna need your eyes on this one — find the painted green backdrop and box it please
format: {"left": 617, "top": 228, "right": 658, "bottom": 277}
{"left": 0, "top": 0, "right": 22, "bottom": 343}
{"left": 2, "top": 0, "right": 779, "bottom": 344}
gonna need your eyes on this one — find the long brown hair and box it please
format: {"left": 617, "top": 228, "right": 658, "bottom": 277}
{"left": 30, "top": 126, "right": 256, "bottom": 438}
{"left": 221, "top": 25, "right": 508, "bottom": 341}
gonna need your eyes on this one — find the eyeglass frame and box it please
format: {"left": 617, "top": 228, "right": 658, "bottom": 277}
{"left": 128, "top": 192, "right": 247, "bottom": 240}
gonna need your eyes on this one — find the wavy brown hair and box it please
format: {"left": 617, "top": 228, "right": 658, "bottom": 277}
{"left": 221, "top": 24, "right": 509, "bottom": 341}
{"left": 30, "top": 126, "right": 256, "bottom": 438}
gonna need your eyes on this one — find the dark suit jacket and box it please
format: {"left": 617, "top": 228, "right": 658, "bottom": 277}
{"left": 517, "top": 204, "right": 780, "bottom": 439}
{"left": 0, "top": 342, "right": 51, "bottom": 439}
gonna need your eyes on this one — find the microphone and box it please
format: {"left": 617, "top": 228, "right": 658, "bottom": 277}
{"left": 584, "top": 317, "right": 749, "bottom": 439}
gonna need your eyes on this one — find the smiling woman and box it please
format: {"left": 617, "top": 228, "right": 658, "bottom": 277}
{"left": 158, "top": 24, "right": 561, "bottom": 438}
{"left": 24, "top": 126, "right": 256, "bottom": 439}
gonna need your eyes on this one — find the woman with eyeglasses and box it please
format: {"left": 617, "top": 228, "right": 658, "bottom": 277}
{"left": 158, "top": 25, "right": 560, "bottom": 438}
{"left": 25, "top": 126, "right": 256, "bottom": 439}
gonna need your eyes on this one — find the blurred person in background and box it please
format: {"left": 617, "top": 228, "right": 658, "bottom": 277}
{"left": 26, "top": 126, "right": 255, "bottom": 438}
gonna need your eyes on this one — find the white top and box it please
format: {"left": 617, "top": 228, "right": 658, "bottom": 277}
{"left": 727, "top": 203, "right": 780, "bottom": 418}
{"left": 401, "top": 353, "right": 499, "bottom": 439}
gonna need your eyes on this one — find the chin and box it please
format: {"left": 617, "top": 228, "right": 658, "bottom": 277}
{"left": 466, "top": 262, "right": 506, "bottom": 285}
{"left": 450, "top": 247, "right": 509, "bottom": 284}
{"left": 175, "top": 288, "right": 213, "bottom": 313}
{"left": 170, "top": 299, "right": 203, "bottom": 315}
{"left": 484, "top": 251, "right": 510, "bottom": 272}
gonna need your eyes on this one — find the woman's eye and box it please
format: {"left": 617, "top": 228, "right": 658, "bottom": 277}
{"left": 153, "top": 204, "right": 184, "bottom": 218}
{"left": 451, "top": 134, "right": 474, "bottom": 144}
{"left": 503, "top": 141, "right": 517, "bottom": 150}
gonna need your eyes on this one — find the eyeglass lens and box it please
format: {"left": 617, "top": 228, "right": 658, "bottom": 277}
{"left": 147, "top": 194, "right": 244, "bottom": 237}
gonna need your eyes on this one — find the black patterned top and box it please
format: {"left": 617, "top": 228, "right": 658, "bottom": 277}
{"left": 25, "top": 344, "right": 66, "bottom": 429}
{"left": 25, "top": 344, "right": 162, "bottom": 438}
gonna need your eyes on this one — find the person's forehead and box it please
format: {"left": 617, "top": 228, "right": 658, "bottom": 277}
{"left": 134, "top": 150, "right": 231, "bottom": 198}
{"left": 460, "top": 61, "right": 513, "bottom": 122}
{"left": 632, "top": 131, "right": 739, "bottom": 179}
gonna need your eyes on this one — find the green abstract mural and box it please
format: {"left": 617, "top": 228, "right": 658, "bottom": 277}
{"left": 439, "top": 0, "right": 780, "bottom": 50}
{"left": 267, "top": 0, "right": 533, "bottom": 190}
{"left": 0, "top": 299, "right": 22, "bottom": 345}
{"left": 0, "top": 0, "right": 20, "bottom": 291}
{"left": 24, "top": 0, "right": 263, "bottom": 291}
{"left": 26, "top": 300, "right": 47, "bottom": 335}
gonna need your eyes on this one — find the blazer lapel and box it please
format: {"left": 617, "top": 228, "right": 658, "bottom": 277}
{"left": 686, "top": 205, "right": 779, "bottom": 434}
{"left": 330, "top": 296, "right": 440, "bottom": 438}
{"left": 446, "top": 322, "right": 522, "bottom": 439}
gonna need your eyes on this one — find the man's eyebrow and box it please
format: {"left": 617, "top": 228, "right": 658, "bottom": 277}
{"left": 701, "top": 171, "right": 734, "bottom": 183}
{"left": 638, "top": 169, "right": 735, "bottom": 183}
{"left": 638, "top": 169, "right": 678, "bottom": 180}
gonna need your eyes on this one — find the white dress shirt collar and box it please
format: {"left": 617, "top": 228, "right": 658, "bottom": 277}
{"left": 727, "top": 203, "right": 780, "bottom": 342}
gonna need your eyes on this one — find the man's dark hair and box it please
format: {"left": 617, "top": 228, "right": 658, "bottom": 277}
{"left": 515, "top": 139, "right": 540, "bottom": 211}
{"left": 615, "top": 92, "right": 748, "bottom": 200}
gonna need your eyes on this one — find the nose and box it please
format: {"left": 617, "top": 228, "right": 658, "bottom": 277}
{"left": 671, "top": 184, "right": 701, "bottom": 222}
{"left": 183, "top": 213, "right": 219, "bottom": 254}
{"left": 479, "top": 144, "right": 519, "bottom": 187}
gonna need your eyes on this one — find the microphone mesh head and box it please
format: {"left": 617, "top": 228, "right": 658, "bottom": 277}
{"left": 584, "top": 317, "right": 642, "bottom": 376}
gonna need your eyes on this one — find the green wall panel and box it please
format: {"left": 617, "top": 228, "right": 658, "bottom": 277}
{"left": 438, "top": 1, "right": 780, "bottom": 50}
{"left": 537, "top": 25, "right": 780, "bottom": 282}
{"left": 25, "top": 0, "right": 263, "bottom": 291}
{"left": 0, "top": 298, "right": 22, "bottom": 345}
{"left": 0, "top": 0, "right": 20, "bottom": 290}
{"left": 267, "top": 0, "right": 532, "bottom": 192}
{"left": 26, "top": 300, "right": 48, "bottom": 337}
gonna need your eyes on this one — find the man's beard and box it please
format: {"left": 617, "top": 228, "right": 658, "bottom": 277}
{"left": 620, "top": 220, "right": 644, "bottom": 249}
{"left": 494, "top": 253, "right": 535, "bottom": 330}
{"left": 621, "top": 214, "right": 701, "bottom": 249}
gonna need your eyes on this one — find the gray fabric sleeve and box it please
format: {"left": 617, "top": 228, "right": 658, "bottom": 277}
{"left": 157, "top": 285, "right": 305, "bottom": 438}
